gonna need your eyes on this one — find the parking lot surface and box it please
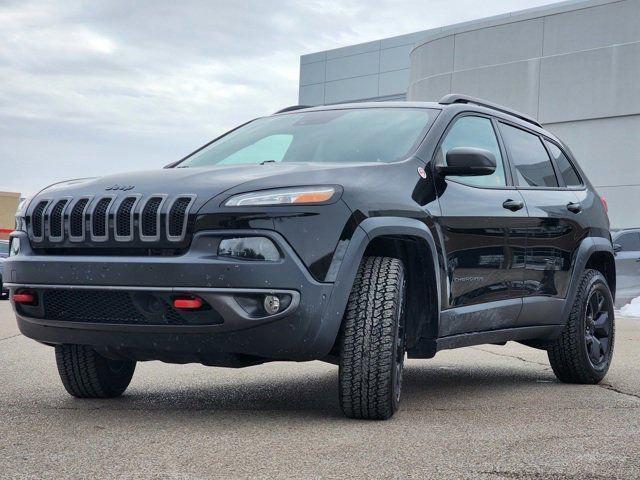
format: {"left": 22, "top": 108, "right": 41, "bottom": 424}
{"left": 1, "top": 300, "right": 639, "bottom": 479}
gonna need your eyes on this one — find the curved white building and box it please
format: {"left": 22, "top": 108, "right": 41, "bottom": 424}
{"left": 299, "top": 0, "right": 640, "bottom": 229}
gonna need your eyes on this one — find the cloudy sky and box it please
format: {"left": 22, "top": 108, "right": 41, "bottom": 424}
{"left": 0, "top": 0, "right": 560, "bottom": 195}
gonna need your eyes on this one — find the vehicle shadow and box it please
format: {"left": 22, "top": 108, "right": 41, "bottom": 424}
{"left": 81, "top": 360, "right": 555, "bottom": 419}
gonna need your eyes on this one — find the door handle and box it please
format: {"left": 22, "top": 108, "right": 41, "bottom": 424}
{"left": 502, "top": 199, "right": 524, "bottom": 212}
{"left": 567, "top": 202, "right": 582, "bottom": 213}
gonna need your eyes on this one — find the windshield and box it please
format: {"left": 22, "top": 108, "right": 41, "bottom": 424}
{"left": 0, "top": 241, "right": 8, "bottom": 256}
{"left": 179, "top": 107, "right": 437, "bottom": 167}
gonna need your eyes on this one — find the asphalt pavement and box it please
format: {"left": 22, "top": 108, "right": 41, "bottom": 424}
{"left": 1, "top": 300, "right": 639, "bottom": 479}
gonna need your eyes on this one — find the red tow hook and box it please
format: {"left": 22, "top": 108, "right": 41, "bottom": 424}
{"left": 173, "top": 296, "right": 203, "bottom": 310}
{"left": 13, "top": 291, "right": 37, "bottom": 305}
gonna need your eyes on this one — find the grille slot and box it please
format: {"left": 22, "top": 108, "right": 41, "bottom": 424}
{"left": 91, "top": 197, "right": 113, "bottom": 239}
{"left": 141, "top": 197, "right": 163, "bottom": 239}
{"left": 69, "top": 198, "right": 89, "bottom": 239}
{"left": 49, "top": 199, "right": 68, "bottom": 239}
{"left": 115, "top": 197, "right": 138, "bottom": 239}
{"left": 167, "top": 196, "right": 194, "bottom": 241}
{"left": 31, "top": 201, "right": 49, "bottom": 239}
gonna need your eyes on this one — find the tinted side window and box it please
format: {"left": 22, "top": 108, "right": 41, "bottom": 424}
{"left": 545, "top": 141, "right": 582, "bottom": 187}
{"left": 500, "top": 123, "right": 558, "bottom": 188}
{"left": 440, "top": 116, "right": 506, "bottom": 187}
{"left": 616, "top": 232, "right": 640, "bottom": 252}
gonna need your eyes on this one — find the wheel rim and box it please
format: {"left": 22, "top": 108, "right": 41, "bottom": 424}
{"left": 584, "top": 289, "right": 612, "bottom": 367}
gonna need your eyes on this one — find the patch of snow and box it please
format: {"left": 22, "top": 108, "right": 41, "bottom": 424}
{"left": 619, "top": 297, "right": 640, "bottom": 318}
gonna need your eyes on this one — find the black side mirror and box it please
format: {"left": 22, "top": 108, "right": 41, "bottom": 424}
{"left": 436, "top": 147, "right": 496, "bottom": 177}
{"left": 613, "top": 243, "right": 622, "bottom": 254}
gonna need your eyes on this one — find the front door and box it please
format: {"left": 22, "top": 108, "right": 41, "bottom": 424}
{"left": 434, "top": 114, "right": 527, "bottom": 336}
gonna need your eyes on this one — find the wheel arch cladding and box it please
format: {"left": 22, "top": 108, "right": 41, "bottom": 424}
{"left": 560, "top": 236, "right": 616, "bottom": 322}
{"left": 585, "top": 251, "right": 616, "bottom": 300}
{"left": 320, "top": 217, "right": 442, "bottom": 356}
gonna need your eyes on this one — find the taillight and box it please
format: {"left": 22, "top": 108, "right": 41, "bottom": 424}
{"left": 600, "top": 196, "right": 608, "bottom": 213}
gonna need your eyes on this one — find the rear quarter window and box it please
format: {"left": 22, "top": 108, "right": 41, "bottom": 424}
{"left": 545, "top": 140, "right": 582, "bottom": 187}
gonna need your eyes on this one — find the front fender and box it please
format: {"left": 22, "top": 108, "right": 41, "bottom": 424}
{"left": 314, "top": 216, "right": 442, "bottom": 357}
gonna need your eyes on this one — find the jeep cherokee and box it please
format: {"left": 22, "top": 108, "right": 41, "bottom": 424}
{"left": 6, "top": 94, "right": 616, "bottom": 419}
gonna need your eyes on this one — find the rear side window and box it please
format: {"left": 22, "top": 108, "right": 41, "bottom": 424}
{"left": 616, "top": 232, "right": 640, "bottom": 252}
{"left": 545, "top": 141, "right": 582, "bottom": 187}
{"left": 500, "top": 123, "right": 558, "bottom": 188}
{"left": 440, "top": 116, "right": 506, "bottom": 187}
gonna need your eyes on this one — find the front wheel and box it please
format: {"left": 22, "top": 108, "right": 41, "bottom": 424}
{"left": 55, "top": 344, "right": 136, "bottom": 398}
{"left": 338, "top": 256, "right": 406, "bottom": 420}
{"left": 548, "top": 269, "right": 615, "bottom": 384}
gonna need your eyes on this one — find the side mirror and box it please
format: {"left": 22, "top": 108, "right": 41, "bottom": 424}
{"left": 613, "top": 243, "right": 622, "bottom": 254}
{"left": 436, "top": 147, "right": 496, "bottom": 177}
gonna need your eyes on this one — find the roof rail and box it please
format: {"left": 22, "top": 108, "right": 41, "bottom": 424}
{"left": 274, "top": 105, "right": 311, "bottom": 114}
{"left": 438, "top": 94, "right": 542, "bottom": 128}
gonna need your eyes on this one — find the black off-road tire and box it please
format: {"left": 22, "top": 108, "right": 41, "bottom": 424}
{"left": 548, "top": 269, "right": 615, "bottom": 384}
{"left": 55, "top": 344, "right": 136, "bottom": 398}
{"left": 338, "top": 256, "right": 406, "bottom": 420}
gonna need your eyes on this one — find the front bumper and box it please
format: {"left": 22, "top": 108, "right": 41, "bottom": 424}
{"left": 5, "top": 230, "right": 338, "bottom": 365}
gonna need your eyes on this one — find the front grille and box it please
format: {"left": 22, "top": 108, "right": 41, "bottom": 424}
{"left": 141, "top": 197, "right": 163, "bottom": 238}
{"left": 49, "top": 199, "right": 68, "bottom": 238}
{"left": 116, "top": 197, "right": 137, "bottom": 238}
{"left": 92, "top": 198, "right": 112, "bottom": 238}
{"left": 168, "top": 197, "right": 192, "bottom": 238}
{"left": 28, "top": 193, "right": 196, "bottom": 247}
{"left": 69, "top": 198, "right": 89, "bottom": 238}
{"left": 31, "top": 201, "right": 48, "bottom": 239}
{"left": 39, "top": 289, "right": 222, "bottom": 326}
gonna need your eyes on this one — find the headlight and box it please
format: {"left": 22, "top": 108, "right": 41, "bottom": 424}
{"left": 14, "top": 196, "right": 32, "bottom": 232}
{"left": 223, "top": 186, "right": 337, "bottom": 207}
{"left": 9, "top": 237, "right": 20, "bottom": 257}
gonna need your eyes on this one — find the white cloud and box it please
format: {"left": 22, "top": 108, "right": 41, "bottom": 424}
{"left": 0, "top": 0, "right": 560, "bottom": 195}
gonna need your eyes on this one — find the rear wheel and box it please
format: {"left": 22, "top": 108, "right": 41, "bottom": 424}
{"left": 55, "top": 344, "right": 136, "bottom": 398}
{"left": 548, "top": 269, "right": 615, "bottom": 384}
{"left": 338, "top": 256, "right": 406, "bottom": 420}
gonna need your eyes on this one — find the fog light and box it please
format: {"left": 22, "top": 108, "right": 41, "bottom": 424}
{"left": 218, "top": 237, "right": 280, "bottom": 261}
{"left": 9, "top": 237, "right": 20, "bottom": 257}
{"left": 263, "top": 295, "right": 281, "bottom": 315}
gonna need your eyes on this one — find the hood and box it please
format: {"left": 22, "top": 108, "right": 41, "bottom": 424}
{"left": 33, "top": 161, "right": 378, "bottom": 210}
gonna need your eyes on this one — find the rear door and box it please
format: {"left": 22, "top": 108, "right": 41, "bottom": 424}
{"left": 434, "top": 114, "right": 527, "bottom": 336}
{"left": 498, "top": 122, "right": 587, "bottom": 324}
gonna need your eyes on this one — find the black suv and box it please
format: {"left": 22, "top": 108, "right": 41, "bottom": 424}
{"left": 6, "top": 95, "right": 615, "bottom": 419}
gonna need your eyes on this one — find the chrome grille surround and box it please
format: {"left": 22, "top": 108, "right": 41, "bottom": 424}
{"left": 28, "top": 193, "right": 196, "bottom": 246}
{"left": 90, "top": 195, "right": 116, "bottom": 242}
{"left": 48, "top": 197, "right": 71, "bottom": 242}
{"left": 139, "top": 194, "right": 167, "bottom": 243}
{"left": 166, "top": 195, "right": 196, "bottom": 242}
{"left": 68, "top": 196, "right": 93, "bottom": 242}
{"left": 31, "top": 199, "right": 51, "bottom": 242}
{"left": 114, "top": 194, "right": 142, "bottom": 242}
